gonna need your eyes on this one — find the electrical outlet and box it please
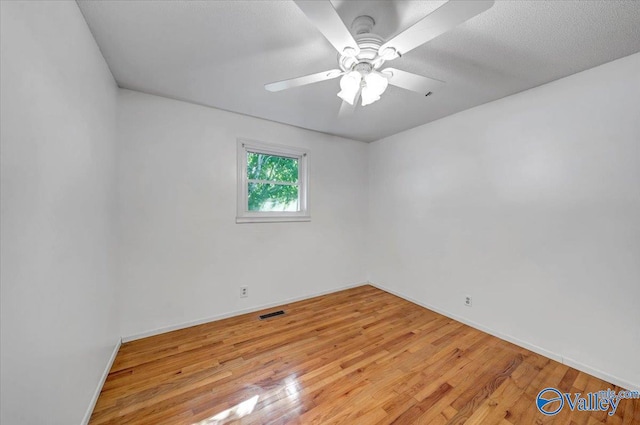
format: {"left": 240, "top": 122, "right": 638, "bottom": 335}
{"left": 240, "top": 286, "right": 248, "bottom": 298}
{"left": 464, "top": 296, "right": 472, "bottom": 307}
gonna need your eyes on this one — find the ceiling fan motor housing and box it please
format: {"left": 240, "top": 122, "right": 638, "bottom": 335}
{"left": 338, "top": 16, "right": 386, "bottom": 73}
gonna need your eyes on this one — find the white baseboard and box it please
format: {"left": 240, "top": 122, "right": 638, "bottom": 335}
{"left": 82, "top": 337, "right": 122, "bottom": 425}
{"left": 122, "top": 281, "right": 368, "bottom": 343}
{"left": 562, "top": 356, "right": 639, "bottom": 393}
{"left": 368, "top": 282, "right": 639, "bottom": 393}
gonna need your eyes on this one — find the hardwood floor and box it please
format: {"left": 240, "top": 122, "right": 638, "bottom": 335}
{"left": 90, "top": 286, "right": 639, "bottom": 424}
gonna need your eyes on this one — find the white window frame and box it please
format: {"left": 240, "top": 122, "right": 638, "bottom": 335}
{"left": 236, "top": 139, "right": 310, "bottom": 223}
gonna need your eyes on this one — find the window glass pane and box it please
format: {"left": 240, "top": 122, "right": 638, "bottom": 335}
{"left": 247, "top": 152, "right": 298, "bottom": 183}
{"left": 248, "top": 183, "right": 299, "bottom": 212}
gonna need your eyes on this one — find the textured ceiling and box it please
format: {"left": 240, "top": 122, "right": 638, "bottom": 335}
{"left": 77, "top": 0, "right": 640, "bottom": 142}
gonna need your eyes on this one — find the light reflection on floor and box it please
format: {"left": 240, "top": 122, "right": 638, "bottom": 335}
{"left": 193, "top": 374, "right": 302, "bottom": 424}
{"left": 283, "top": 375, "right": 301, "bottom": 401}
{"left": 192, "top": 395, "right": 259, "bottom": 425}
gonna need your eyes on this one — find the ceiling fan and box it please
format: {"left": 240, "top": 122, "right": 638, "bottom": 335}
{"left": 265, "top": 0, "right": 494, "bottom": 110}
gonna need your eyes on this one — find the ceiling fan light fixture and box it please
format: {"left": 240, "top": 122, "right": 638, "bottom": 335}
{"left": 364, "top": 71, "right": 389, "bottom": 96}
{"left": 337, "top": 71, "right": 362, "bottom": 105}
{"left": 360, "top": 87, "right": 381, "bottom": 106}
{"left": 337, "top": 89, "right": 358, "bottom": 105}
{"left": 360, "top": 71, "right": 389, "bottom": 106}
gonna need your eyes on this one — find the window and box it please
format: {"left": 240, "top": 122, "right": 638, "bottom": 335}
{"left": 236, "top": 139, "right": 309, "bottom": 223}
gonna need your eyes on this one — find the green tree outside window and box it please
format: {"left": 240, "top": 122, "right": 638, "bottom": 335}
{"left": 247, "top": 152, "right": 299, "bottom": 211}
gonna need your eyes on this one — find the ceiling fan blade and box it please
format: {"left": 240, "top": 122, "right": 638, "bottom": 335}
{"left": 294, "top": 0, "right": 360, "bottom": 56}
{"left": 379, "top": 0, "right": 494, "bottom": 59}
{"left": 383, "top": 68, "right": 445, "bottom": 95}
{"left": 265, "top": 69, "right": 343, "bottom": 92}
{"left": 338, "top": 100, "right": 357, "bottom": 118}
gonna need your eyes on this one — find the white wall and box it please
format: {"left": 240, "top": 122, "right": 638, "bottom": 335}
{"left": 116, "top": 89, "right": 368, "bottom": 339}
{"left": 368, "top": 52, "right": 640, "bottom": 390}
{"left": 0, "top": 2, "right": 119, "bottom": 424}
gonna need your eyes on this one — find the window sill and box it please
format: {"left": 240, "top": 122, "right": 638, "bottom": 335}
{"left": 236, "top": 215, "right": 311, "bottom": 224}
